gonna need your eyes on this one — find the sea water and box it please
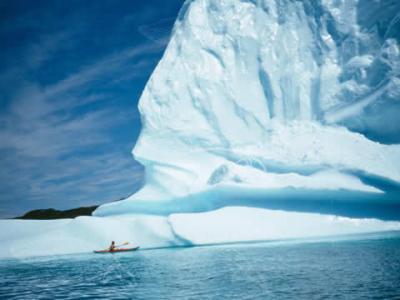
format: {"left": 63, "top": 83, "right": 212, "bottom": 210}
{"left": 1, "top": 232, "right": 399, "bottom": 299}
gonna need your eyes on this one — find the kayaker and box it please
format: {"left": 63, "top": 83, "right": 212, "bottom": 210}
{"left": 109, "top": 241, "right": 116, "bottom": 252}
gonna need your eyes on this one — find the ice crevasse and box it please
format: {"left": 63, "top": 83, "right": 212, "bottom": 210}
{"left": 1, "top": 0, "right": 400, "bottom": 259}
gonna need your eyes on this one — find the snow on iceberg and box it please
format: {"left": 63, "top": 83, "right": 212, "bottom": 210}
{"left": 94, "top": 0, "right": 400, "bottom": 219}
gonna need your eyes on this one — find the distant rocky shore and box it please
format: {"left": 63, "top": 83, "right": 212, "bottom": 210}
{"left": 15, "top": 206, "right": 98, "bottom": 220}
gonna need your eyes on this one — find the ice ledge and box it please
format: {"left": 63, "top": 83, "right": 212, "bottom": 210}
{"left": 169, "top": 207, "right": 400, "bottom": 245}
{"left": 1, "top": 207, "right": 399, "bottom": 259}
{"left": 96, "top": 121, "right": 400, "bottom": 218}
{"left": 94, "top": 181, "right": 400, "bottom": 221}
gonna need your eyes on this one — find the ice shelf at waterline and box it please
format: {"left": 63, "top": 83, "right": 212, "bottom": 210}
{"left": 1, "top": 207, "right": 400, "bottom": 259}
{"left": 94, "top": 0, "right": 400, "bottom": 217}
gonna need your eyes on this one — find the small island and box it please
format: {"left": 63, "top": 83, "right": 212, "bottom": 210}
{"left": 15, "top": 206, "right": 98, "bottom": 220}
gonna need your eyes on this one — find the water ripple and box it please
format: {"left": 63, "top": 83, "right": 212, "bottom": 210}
{"left": 1, "top": 233, "right": 400, "bottom": 299}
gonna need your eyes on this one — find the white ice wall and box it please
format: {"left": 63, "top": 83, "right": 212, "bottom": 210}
{"left": 95, "top": 0, "right": 400, "bottom": 216}
{"left": 2, "top": 208, "right": 399, "bottom": 259}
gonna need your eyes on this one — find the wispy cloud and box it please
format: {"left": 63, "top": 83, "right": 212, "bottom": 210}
{"left": 1, "top": 39, "right": 163, "bottom": 156}
{"left": 138, "top": 17, "right": 176, "bottom": 45}
{"left": 0, "top": 38, "right": 164, "bottom": 216}
{"left": 36, "top": 42, "right": 164, "bottom": 100}
{"left": 27, "top": 30, "right": 76, "bottom": 70}
{"left": 0, "top": 0, "right": 182, "bottom": 217}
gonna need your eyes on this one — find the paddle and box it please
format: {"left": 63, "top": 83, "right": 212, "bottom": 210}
{"left": 115, "top": 242, "right": 129, "bottom": 248}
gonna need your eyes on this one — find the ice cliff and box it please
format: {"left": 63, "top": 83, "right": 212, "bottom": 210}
{"left": 95, "top": 0, "right": 400, "bottom": 219}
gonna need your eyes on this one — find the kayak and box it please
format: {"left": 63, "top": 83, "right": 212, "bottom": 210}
{"left": 93, "top": 246, "right": 139, "bottom": 254}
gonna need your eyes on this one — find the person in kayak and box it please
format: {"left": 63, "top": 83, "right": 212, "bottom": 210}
{"left": 109, "top": 241, "right": 116, "bottom": 252}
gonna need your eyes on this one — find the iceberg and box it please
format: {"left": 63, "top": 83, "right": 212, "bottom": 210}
{"left": 1, "top": 0, "right": 400, "bottom": 259}
{"left": 94, "top": 0, "right": 400, "bottom": 218}
{"left": 1, "top": 208, "right": 399, "bottom": 258}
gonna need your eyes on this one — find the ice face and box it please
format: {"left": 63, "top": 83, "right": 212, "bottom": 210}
{"left": 94, "top": 0, "right": 400, "bottom": 218}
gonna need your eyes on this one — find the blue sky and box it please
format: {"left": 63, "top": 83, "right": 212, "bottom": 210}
{"left": 0, "top": 0, "right": 185, "bottom": 217}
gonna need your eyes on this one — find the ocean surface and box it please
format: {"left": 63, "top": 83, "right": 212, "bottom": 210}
{"left": 1, "top": 232, "right": 400, "bottom": 299}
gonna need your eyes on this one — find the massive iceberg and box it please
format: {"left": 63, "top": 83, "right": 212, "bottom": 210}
{"left": 1, "top": 0, "right": 400, "bottom": 259}
{"left": 95, "top": 0, "right": 400, "bottom": 219}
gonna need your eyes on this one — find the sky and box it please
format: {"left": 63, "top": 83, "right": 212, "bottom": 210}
{"left": 0, "top": 0, "right": 185, "bottom": 218}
